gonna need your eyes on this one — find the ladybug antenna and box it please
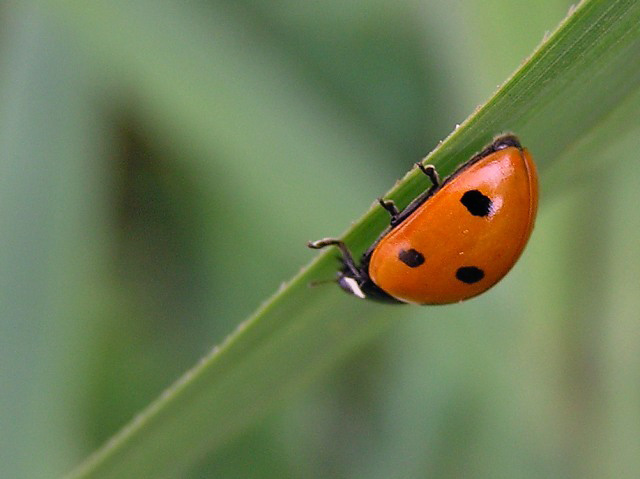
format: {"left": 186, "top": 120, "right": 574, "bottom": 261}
{"left": 308, "top": 277, "right": 338, "bottom": 288}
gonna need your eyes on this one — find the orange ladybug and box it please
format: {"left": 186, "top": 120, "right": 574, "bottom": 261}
{"left": 308, "top": 134, "right": 538, "bottom": 304}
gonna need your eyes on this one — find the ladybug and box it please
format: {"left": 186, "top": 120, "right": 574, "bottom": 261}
{"left": 308, "top": 134, "right": 538, "bottom": 304}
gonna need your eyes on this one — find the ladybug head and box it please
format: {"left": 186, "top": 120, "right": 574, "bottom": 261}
{"left": 336, "top": 270, "right": 403, "bottom": 304}
{"left": 336, "top": 273, "right": 366, "bottom": 299}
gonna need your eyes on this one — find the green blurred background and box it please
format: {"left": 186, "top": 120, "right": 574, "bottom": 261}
{"left": 2, "top": 0, "right": 640, "bottom": 478}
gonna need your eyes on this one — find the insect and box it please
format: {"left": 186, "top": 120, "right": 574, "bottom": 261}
{"left": 308, "top": 134, "right": 538, "bottom": 304}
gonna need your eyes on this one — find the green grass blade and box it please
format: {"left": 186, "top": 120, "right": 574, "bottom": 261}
{"left": 62, "top": 0, "right": 640, "bottom": 477}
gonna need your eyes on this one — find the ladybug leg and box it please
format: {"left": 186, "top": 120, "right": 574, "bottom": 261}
{"left": 307, "top": 238, "right": 362, "bottom": 279}
{"left": 378, "top": 198, "right": 399, "bottom": 218}
{"left": 416, "top": 163, "right": 440, "bottom": 187}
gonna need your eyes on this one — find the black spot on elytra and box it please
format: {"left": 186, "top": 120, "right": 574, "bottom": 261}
{"left": 460, "top": 190, "right": 492, "bottom": 217}
{"left": 398, "top": 248, "right": 425, "bottom": 268}
{"left": 456, "top": 266, "right": 484, "bottom": 284}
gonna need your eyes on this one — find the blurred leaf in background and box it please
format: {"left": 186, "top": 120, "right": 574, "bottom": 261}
{"left": 2, "top": 0, "right": 640, "bottom": 478}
